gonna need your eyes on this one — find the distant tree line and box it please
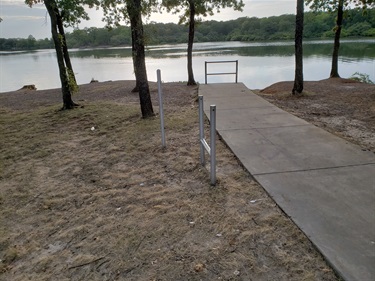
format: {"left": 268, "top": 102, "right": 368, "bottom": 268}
{"left": 1, "top": 8, "right": 374, "bottom": 51}
{"left": 0, "top": 35, "right": 53, "bottom": 50}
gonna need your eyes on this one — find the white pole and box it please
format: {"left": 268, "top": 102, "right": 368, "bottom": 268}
{"left": 157, "top": 69, "right": 166, "bottom": 148}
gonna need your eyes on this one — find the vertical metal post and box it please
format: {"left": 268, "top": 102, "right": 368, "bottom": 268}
{"left": 157, "top": 69, "right": 166, "bottom": 148}
{"left": 210, "top": 105, "right": 216, "bottom": 185}
{"left": 199, "top": 95, "right": 205, "bottom": 165}
{"left": 205, "top": 61, "right": 208, "bottom": 84}
{"left": 235, "top": 60, "right": 238, "bottom": 83}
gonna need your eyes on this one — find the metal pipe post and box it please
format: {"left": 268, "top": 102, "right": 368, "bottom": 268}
{"left": 205, "top": 61, "right": 208, "bottom": 84}
{"left": 157, "top": 69, "right": 166, "bottom": 148}
{"left": 210, "top": 105, "right": 216, "bottom": 185}
{"left": 198, "top": 95, "right": 205, "bottom": 165}
{"left": 235, "top": 60, "right": 238, "bottom": 83}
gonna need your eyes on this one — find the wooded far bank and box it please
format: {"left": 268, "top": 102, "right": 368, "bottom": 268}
{"left": 1, "top": 8, "right": 374, "bottom": 51}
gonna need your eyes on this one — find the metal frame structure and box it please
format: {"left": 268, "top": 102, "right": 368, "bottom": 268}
{"left": 205, "top": 60, "right": 238, "bottom": 84}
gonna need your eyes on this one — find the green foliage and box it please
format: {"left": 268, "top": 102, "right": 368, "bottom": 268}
{"left": 161, "top": 0, "right": 244, "bottom": 24}
{"left": 1, "top": 8, "right": 375, "bottom": 50}
{"left": 350, "top": 72, "right": 374, "bottom": 83}
{"left": 305, "top": 0, "right": 375, "bottom": 36}
{"left": 26, "top": 0, "right": 100, "bottom": 27}
{"left": 0, "top": 37, "right": 53, "bottom": 50}
{"left": 100, "top": 0, "right": 159, "bottom": 27}
{"left": 306, "top": 0, "right": 375, "bottom": 12}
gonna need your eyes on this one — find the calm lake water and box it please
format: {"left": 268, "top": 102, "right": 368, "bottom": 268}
{"left": 1, "top": 39, "right": 374, "bottom": 92}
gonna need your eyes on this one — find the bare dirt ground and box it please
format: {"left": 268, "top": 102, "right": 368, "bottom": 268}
{"left": 0, "top": 79, "right": 364, "bottom": 280}
{"left": 257, "top": 78, "right": 375, "bottom": 153}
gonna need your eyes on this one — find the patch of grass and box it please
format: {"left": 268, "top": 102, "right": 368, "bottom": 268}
{"left": 0, "top": 107, "right": 58, "bottom": 167}
{"left": 0, "top": 103, "right": 155, "bottom": 169}
{"left": 2, "top": 247, "right": 18, "bottom": 263}
{"left": 0, "top": 97, "right": 339, "bottom": 281}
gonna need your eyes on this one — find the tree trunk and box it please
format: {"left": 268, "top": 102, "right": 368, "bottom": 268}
{"left": 44, "top": 0, "right": 75, "bottom": 109}
{"left": 129, "top": 13, "right": 140, "bottom": 93}
{"left": 292, "top": 0, "right": 304, "bottom": 95}
{"left": 330, "top": 0, "right": 343, "bottom": 78}
{"left": 127, "top": 0, "right": 154, "bottom": 118}
{"left": 187, "top": 0, "right": 197, "bottom": 86}
{"left": 55, "top": 11, "right": 77, "bottom": 87}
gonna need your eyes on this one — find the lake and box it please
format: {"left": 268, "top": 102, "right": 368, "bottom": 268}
{"left": 1, "top": 39, "right": 374, "bottom": 93}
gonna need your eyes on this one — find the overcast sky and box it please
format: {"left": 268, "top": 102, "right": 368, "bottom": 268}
{"left": 0, "top": 0, "right": 298, "bottom": 39}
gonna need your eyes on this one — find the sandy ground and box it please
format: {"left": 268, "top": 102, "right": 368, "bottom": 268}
{"left": 0, "top": 79, "right": 367, "bottom": 280}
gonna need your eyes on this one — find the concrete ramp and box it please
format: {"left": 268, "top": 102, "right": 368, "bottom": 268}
{"left": 199, "top": 83, "right": 375, "bottom": 281}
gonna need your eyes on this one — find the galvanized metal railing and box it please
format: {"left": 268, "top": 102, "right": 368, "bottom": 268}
{"left": 205, "top": 60, "right": 238, "bottom": 84}
{"left": 198, "top": 95, "right": 216, "bottom": 185}
{"left": 157, "top": 69, "right": 166, "bottom": 148}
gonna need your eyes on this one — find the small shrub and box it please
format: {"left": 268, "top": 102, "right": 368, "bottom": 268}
{"left": 349, "top": 72, "right": 374, "bottom": 84}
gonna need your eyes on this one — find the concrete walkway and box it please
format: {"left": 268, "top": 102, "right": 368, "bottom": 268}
{"left": 199, "top": 83, "right": 375, "bottom": 281}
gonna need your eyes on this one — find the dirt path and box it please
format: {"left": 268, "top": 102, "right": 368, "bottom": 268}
{"left": 0, "top": 80, "right": 361, "bottom": 280}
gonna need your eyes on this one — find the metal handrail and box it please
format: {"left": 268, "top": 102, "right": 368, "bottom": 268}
{"left": 198, "top": 95, "right": 216, "bottom": 186}
{"left": 205, "top": 60, "right": 238, "bottom": 84}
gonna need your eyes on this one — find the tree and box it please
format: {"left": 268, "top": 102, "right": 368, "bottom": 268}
{"left": 306, "top": 0, "right": 375, "bottom": 78}
{"left": 26, "top": 0, "right": 97, "bottom": 109}
{"left": 161, "top": 0, "right": 244, "bottom": 85}
{"left": 293, "top": 0, "right": 304, "bottom": 95}
{"left": 127, "top": 0, "right": 154, "bottom": 117}
{"left": 45, "top": 0, "right": 77, "bottom": 109}
{"left": 330, "top": 0, "right": 343, "bottom": 77}
{"left": 26, "top": 35, "right": 37, "bottom": 49}
{"left": 102, "top": 0, "right": 155, "bottom": 118}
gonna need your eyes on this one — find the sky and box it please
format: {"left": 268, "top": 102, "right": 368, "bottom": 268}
{"left": 0, "top": 0, "right": 297, "bottom": 39}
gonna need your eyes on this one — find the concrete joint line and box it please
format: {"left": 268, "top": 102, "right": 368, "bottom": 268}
{"left": 253, "top": 162, "right": 375, "bottom": 176}
{"left": 218, "top": 124, "right": 311, "bottom": 132}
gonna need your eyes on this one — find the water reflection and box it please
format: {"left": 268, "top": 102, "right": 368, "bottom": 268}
{"left": 65, "top": 39, "right": 375, "bottom": 60}
{"left": 70, "top": 47, "right": 133, "bottom": 59}
{"left": 1, "top": 39, "right": 374, "bottom": 92}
